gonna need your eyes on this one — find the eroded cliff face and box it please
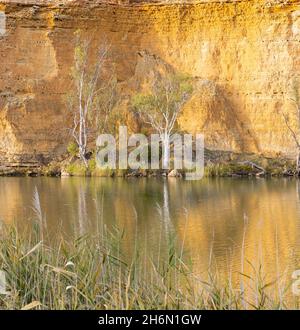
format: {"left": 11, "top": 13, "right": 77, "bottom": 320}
{"left": 0, "top": 0, "right": 300, "bottom": 167}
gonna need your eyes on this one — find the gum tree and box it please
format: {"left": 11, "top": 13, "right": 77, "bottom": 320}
{"left": 132, "top": 74, "right": 193, "bottom": 169}
{"left": 68, "top": 31, "right": 117, "bottom": 167}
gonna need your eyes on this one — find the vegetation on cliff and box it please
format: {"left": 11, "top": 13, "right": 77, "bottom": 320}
{"left": 67, "top": 30, "right": 119, "bottom": 167}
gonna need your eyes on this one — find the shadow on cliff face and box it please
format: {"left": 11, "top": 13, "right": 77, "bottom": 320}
{"left": 119, "top": 50, "right": 258, "bottom": 153}
{"left": 179, "top": 79, "right": 260, "bottom": 154}
{"left": 116, "top": 49, "right": 179, "bottom": 132}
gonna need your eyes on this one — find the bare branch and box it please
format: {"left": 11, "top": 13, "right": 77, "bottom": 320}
{"left": 67, "top": 32, "right": 116, "bottom": 167}
{"left": 282, "top": 111, "right": 300, "bottom": 150}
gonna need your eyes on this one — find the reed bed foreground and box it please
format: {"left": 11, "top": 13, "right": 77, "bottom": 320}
{"left": 0, "top": 224, "right": 298, "bottom": 310}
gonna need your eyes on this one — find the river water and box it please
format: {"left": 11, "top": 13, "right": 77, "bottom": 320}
{"left": 1, "top": 176, "right": 300, "bottom": 284}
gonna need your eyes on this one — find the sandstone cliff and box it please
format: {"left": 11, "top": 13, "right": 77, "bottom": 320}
{"left": 0, "top": 0, "right": 300, "bottom": 167}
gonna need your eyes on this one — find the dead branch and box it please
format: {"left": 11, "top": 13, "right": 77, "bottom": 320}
{"left": 238, "top": 161, "right": 266, "bottom": 176}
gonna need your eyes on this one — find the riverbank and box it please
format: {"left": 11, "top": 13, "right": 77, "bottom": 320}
{"left": 0, "top": 149, "right": 296, "bottom": 178}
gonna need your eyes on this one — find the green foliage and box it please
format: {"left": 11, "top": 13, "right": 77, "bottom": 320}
{"left": 132, "top": 73, "right": 193, "bottom": 133}
{"left": 88, "top": 157, "right": 96, "bottom": 171}
{"left": 66, "top": 163, "right": 87, "bottom": 176}
{"left": 87, "top": 156, "right": 116, "bottom": 177}
{"left": 204, "top": 163, "right": 253, "bottom": 177}
{"left": 91, "top": 167, "right": 115, "bottom": 177}
{"left": 70, "top": 30, "right": 119, "bottom": 133}
{"left": 67, "top": 29, "right": 119, "bottom": 167}
{"left": 132, "top": 74, "right": 193, "bottom": 111}
{"left": 67, "top": 142, "right": 79, "bottom": 157}
{"left": 131, "top": 93, "right": 152, "bottom": 109}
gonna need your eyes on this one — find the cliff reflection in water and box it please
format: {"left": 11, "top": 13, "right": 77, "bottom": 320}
{"left": 0, "top": 177, "right": 300, "bottom": 282}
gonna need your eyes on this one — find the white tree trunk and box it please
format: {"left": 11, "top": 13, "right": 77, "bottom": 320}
{"left": 78, "top": 107, "right": 88, "bottom": 167}
{"left": 162, "top": 132, "right": 170, "bottom": 170}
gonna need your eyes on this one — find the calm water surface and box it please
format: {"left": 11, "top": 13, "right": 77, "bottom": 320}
{"left": 1, "top": 177, "right": 300, "bottom": 281}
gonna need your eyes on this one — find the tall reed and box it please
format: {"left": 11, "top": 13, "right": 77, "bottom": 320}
{"left": 0, "top": 186, "right": 297, "bottom": 310}
{"left": 0, "top": 223, "right": 297, "bottom": 310}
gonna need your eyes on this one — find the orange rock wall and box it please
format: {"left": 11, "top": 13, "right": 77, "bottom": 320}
{"left": 0, "top": 0, "right": 300, "bottom": 165}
